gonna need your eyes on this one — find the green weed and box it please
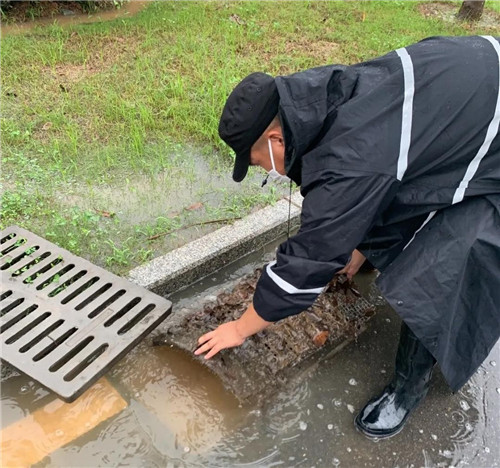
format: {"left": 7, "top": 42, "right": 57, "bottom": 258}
{"left": 1, "top": 1, "right": 498, "bottom": 274}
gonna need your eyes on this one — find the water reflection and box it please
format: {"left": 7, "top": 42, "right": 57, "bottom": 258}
{"left": 1, "top": 268, "right": 499, "bottom": 467}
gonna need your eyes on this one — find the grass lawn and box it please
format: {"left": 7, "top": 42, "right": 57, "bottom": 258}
{"left": 2, "top": 1, "right": 499, "bottom": 275}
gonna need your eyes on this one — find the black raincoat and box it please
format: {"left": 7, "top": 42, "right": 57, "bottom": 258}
{"left": 252, "top": 36, "right": 500, "bottom": 392}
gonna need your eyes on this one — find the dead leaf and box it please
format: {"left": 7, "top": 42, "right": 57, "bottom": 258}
{"left": 186, "top": 202, "right": 204, "bottom": 211}
{"left": 94, "top": 209, "right": 115, "bottom": 218}
{"left": 229, "top": 14, "right": 245, "bottom": 25}
{"left": 42, "top": 122, "right": 52, "bottom": 131}
{"left": 312, "top": 330, "right": 329, "bottom": 347}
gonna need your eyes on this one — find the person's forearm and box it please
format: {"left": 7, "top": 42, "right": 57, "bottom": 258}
{"left": 235, "top": 302, "right": 272, "bottom": 339}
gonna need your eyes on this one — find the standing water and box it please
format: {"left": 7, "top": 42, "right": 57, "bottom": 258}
{"left": 1, "top": 242, "right": 499, "bottom": 467}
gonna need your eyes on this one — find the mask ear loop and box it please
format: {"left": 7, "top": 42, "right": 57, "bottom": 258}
{"left": 287, "top": 179, "right": 292, "bottom": 239}
{"left": 268, "top": 139, "right": 277, "bottom": 172}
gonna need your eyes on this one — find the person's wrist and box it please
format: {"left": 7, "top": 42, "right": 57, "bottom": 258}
{"left": 234, "top": 319, "right": 248, "bottom": 342}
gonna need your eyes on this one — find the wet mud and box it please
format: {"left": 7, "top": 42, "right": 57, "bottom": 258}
{"left": 153, "top": 268, "right": 375, "bottom": 405}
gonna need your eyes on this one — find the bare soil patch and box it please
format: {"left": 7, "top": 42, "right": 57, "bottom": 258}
{"left": 0, "top": 1, "right": 116, "bottom": 24}
{"left": 418, "top": 2, "right": 500, "bottom": 30}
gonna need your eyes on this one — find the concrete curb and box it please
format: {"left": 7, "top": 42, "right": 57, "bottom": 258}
{"left": 128, "top": 192, "right": 303, "bottom": 296}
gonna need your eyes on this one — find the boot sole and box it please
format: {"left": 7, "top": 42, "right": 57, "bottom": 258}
{"left": 353, "top": 414, "right": 406, "bottom": 440}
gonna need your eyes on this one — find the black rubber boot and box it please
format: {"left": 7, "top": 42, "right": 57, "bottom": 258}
{"left": 355, "top": 322, "right": 436, "bottom": 439}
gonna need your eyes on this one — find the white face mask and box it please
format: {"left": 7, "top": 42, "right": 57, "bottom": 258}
{"left": 263, "top": 139, "right": 291, "bottom": 186}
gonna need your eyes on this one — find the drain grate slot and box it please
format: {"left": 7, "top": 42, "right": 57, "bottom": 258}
{"left": 63, "top": 343, "right": 109, "bottom": 382}
{"left": 0, "top": 297, "right": 25, "bottom": 317}
{"left": 48, "top": 269, "right": 87, "bottom": 297}
{"left": 12, "top": 252, "right": 52, "bottom": 277}
{"left": 49, "top": 336, "right": 95, "bottom": 373}
{"left": 19, "top": 319, "right": 65, "bottom": 353}
{"left": 75, "top": 282, "right": 112, "bottom": 310}
{"left": 118, "top": 303, "right": 156, "bottom": 335}
{"left": 1, "top": 305, "right": 39, "bottom": 334}
{"left": 33, "top": 327, "right": 78, "bottom": 362}
{"left": 61, "top": 276, "right": 99, "bottom": 305}
{"left": 0, "top": 226, "right": 172, "bottom": 402}
{"left": 5, "top": 311, "right": 52, "bottom": 345}
{"left": 88, "top": 289, "right": 126, "bottom": 318}
{"left": 1, "top": 290, "right": 13, "bottom": 301}
{"left": 37, "top": 264, "right": 75, "bottom": 291}
{"left": 23, "top": 255, "right": 64, "bottom": 285}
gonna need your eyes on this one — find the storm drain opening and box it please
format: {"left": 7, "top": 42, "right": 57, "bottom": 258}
{"left": 153, "top": 267, "right": 376, "bottom": 405}
{"left": 0, "top": 226, "right": 172, "bottom": 402}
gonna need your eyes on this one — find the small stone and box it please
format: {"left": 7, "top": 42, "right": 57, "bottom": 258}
{"left": 397, "top": 300, "right": 404, "bottom": 306}
{"left": 183, "top": 446, "right": 190, "bottom": 453}
{"left": 299, "top": 421, "right": 308, "bottom": 431}
{"left": 385, "top": 318, "right": 391, "bottom": 322}
{"left": 332, "top": 458, "right": 340, "bottom": 466}
{"left": 431, "top": 434, "right": 438, "bottom": 441}
{"left": 348, "top": 378, "right": 357, "bottom": 386}
{"left": 465, "top": 422, "right": 473, "bottom": 431}
{"left": 327, "top": 424, "right": 334, "bottom": 430}
{"left": 317, "top": 403, "right": 324, "bottom": 410}
{"left": 307, "top": 409, "right": 311, "bottom": 415}
{"left": 459, "top": 400, "right": 470, "bottom": 411}
{"left": 496, "top": 388, "right": 500, "bottom": 394}
{"left": 347, "top": 404, "right": 355, "bottom": 414}
{"left": 55, "top": 429, "right": 64, "bottom": 437}
{"left": 490, "top": 360, "right": 497, "bottom": 367}
{"left": 380, "top": 369, "right": 387, "bottom": 374}
{"left": 19, "top": 385, "right": 30, "bottom": 394}
{"left": 419, "top": 429, "right": 424, "bottom": 434}
{"left": 333, "top": 399, "right": 342, "bottom": 407}
{"left": 485, "top": 447, "right": 490, "bottom": 453}
{"left": 347, "top": 447, "right": 352, "bottom": 453}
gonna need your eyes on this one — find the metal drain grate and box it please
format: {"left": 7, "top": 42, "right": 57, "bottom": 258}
{"left": 0, "top": 226, "right": 172, "bottom": 402}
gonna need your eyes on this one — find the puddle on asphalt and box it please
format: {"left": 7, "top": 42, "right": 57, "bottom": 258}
{"left": 1, "top": 241, "right": 499, "bottom": 467}
{"left": 1, "top": 1, "right": 148, "bottom": 37}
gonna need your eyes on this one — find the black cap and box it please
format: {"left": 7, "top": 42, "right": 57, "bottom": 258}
{"left": 218, "top": 72, "right": 279, "bottom": 182}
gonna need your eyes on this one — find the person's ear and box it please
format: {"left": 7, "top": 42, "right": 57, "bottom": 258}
{"left": 268, "top": 129, "right": 284, "bottom": 147}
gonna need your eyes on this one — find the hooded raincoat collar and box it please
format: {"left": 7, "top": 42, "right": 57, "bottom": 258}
{"left": 275, "top": 65, "right": 359, "bottom": 185}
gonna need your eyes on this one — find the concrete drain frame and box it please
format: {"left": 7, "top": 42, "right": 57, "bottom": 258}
{"left": 0, "top": 226, "right": 172, "bottom": 402}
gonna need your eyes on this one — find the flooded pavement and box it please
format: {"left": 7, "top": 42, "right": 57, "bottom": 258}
{"left": 1, "top": 242, "right": 499, "bottom": 467}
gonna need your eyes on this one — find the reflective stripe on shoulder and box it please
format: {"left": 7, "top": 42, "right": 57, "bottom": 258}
{"left": 452, "top": 35, "right": 500, "bottom": 205}
{"left": 395, "top": 47, "right": 415, "bottom": 181}
{"left": 266, "top": 261, "right": 326, "bottom": 295}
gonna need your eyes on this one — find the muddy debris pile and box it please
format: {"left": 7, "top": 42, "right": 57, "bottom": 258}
{"left": 154, "top": 268, "right": 375, "bottom": 404}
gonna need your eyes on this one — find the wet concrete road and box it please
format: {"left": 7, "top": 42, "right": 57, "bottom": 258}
{"left": 168, "top": 267, "right": 500, "bottom": 468}
{"left": 2, "top": 265, "right": 499, "bottom": 467}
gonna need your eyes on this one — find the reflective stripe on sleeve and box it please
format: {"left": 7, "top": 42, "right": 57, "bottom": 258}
{"left": 452, "top": 35, "right": 500, "bottom": 205}
{"left": 265, "top": 261, "right": 326, "bottom": 295}
{"left": 395, "top": 47, "right": 415, "bottom": 181}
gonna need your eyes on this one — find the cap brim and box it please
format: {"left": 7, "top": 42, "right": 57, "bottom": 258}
{"left": 232, "top": 147, "right": 251, "bottom": 182}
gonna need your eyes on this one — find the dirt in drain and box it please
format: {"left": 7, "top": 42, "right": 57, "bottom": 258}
{"left": 153, "top": 269, "right": 375, "bottom": 406}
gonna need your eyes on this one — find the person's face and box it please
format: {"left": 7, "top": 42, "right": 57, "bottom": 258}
{"left": 250, "top": 130, "right": 286, "bottom": 175}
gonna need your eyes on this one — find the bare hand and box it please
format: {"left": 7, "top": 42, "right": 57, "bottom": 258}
{"left": 194, "top": 320, "right": 246, "bottom": 359}
{"left": 338, "top": 249, "right": 366, "bottom": 279}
